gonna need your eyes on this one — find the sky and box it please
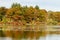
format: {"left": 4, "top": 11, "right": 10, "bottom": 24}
{"left": 0, "top": 0, "right": 60, "bottom": 11}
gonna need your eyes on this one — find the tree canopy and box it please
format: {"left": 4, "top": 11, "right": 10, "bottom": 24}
{"left": 0, "top": 3, "right": 60, "bottom": 25}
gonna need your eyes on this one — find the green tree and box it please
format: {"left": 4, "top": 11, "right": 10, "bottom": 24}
{"left": 35, "top": 5, "right": 39, "bottom": 9}
{"left": 0, "top": 7, "right": 7, "bottom": 21}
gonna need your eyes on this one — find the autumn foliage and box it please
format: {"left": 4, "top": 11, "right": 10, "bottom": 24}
{"left": 0, "top": 3, "right": 60, "bottom": 39}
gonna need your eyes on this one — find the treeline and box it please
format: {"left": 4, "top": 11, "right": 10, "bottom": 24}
{"left": 48, "top": 11, "right": 60, "bottom": 25}
{"left": 0, "top": 3, "right": 60, "bottom": 25}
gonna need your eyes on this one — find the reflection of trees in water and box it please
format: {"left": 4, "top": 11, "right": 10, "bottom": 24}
{"left": 0, "top": 30, "right": 5, "bottom": 37}
{"left": 2, "top": 31, "right": 47, "bottom": 40}
{"left": 0, "top": 27, "right": 5, "bottom": 37}
{"left": 0, "top": 25, "right": 47, "bottom": 40}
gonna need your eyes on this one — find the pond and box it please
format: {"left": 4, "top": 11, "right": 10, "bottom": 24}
{"left": 0, "top": 25, "right": 60, "bottom": 40}
{"left": 0, "top": 34, "right": 60, "bottom": 40}
{"left": 40, "top": 34, "right": 60, "bottom": 40}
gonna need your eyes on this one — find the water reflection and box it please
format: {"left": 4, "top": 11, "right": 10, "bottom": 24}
{"left": 0, "top": 25, "right": 60, "bottom": 40}
{"left": 0, "top": 34, "right": 60, "bottom": 40}
{"left": 0, "top": 30, "right": 47, "bottom": 40}
{"left": 0, "top": 32, "right": 60, "bottom": 40}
